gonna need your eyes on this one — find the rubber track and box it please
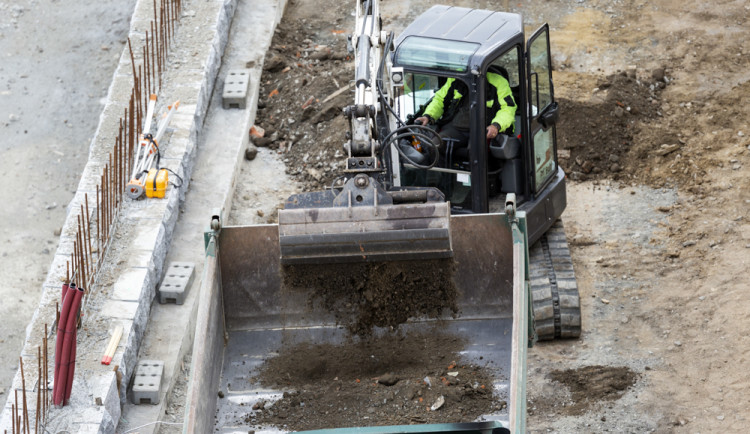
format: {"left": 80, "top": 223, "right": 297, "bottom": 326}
{"left": 529, "top": 219, "right": 581, "bottom": 340}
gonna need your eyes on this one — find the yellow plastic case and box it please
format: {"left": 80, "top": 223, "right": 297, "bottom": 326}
{"left": 145, "top": 168, "right": 168, "bottom": 198}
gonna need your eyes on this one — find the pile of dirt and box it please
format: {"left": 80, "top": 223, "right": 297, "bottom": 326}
{"left": 253, "top": 4, "right": 354, "bottom": 191}
{"left": 530, "top": 365, "right": 638, "bottom": 417}
{"left": 246, "top": 331, "right": 503, "bottom": 431}
{"left": 283, "top": 259, "right": 459, "bottom": 337}
{"left": 556, "top": 71, "right": 668, "bottom": 182}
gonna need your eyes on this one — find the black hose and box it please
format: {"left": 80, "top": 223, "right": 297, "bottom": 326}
{"left": 165, "top": 168, "right": 183, "bottom": 188}
{"left": 382, "top": 124, "right": 441, "bottom": 169}
{"left": 376, "top": 32, "right": 406, "bottom": 129}
{"left": 373, "top": 29, "right": 439, "bottom": 170}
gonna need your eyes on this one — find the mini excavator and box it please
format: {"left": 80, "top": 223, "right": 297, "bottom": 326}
{"left": 190, "top": 2, "right": 582, "bottom": 433}
{"left": 279, "top": 0, "right": 580, "bottom": 340}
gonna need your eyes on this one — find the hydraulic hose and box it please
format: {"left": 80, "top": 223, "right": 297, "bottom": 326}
{"left": 383, "top": 124, "right": 442, "bottom": 169}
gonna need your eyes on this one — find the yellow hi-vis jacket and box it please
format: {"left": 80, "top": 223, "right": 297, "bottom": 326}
{"left": 423, "top": 72, "right": 516, "bottom": 134}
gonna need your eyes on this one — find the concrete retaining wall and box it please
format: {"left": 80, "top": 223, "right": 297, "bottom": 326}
{"left": 0, "top": 0, "right": 240, "bottom": 432}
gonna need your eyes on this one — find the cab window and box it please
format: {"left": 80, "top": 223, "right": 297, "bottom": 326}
{"left": 396, "top": 72, "right": 473, "bottom": 209}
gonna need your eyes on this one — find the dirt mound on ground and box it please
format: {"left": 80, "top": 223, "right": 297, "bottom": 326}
{"left": 254, "top": 6, "right": 353, "bottom": 191}
{"left": 247, "top": 330, "right": 503, "bottom": 431}
{"left": 283, "top": 259, "right": 459, "bottom": 337}
{"left": 557, "top": 72, "right": 667, "bottom": 182}
{"left": 530, "top": 365, "right": 638, "bottom": 417}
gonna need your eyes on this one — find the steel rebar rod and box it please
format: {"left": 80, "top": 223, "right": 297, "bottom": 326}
{"left": 80, "top": 204, "right": 92, "bottom": 287}
{"left": 77, "top": 213, "right": 87, "bottom": 287}
{"left": 137, "top": 66, "right": 144, "bottom": 131}
{"left": 102, "top": 170, "right": 107, "bottom": 240}
{"left": 151, "top": 21, "right": 159, "bottom": 91}
{"left": 108, "top": 154, "right": 113, "bottom": 227}
{"left": 36, "top": 347, "right": 40, "bottom": 434}
{"left": 84, "top": 195, "right": 94, "bottom": 274}
{"left": 161, "top": 7, "right": 167, "bottom": 69}
{"left": 76, "top": 214, "right": 86, "bottom": 285}
{"left": 129, "top": 94, "right": 135, "bottom": 179}
{"left": 127, "top": 37, "right": 137, "bottom": 85}
{"left": 96, "top": 186, "right": 100, "bottom": 255}
{"left": 76, "top": 217, "right": 86, "bottom": 287}
{"left": 20, "top": 357, "right": 29, "bottom": 434}
{"left": 72, "top": 243, "right": 78, "bottom": 286}
{"left": 143, "top": 42, "right": 150, "bottom": 97}
{"left": 14, "top": 390, "right": 18, "bottom": 434}
{"left": 117, "top": 121, "right": 122, "bottom": 198}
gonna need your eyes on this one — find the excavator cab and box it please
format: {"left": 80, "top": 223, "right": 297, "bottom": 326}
{"left": 389, "top": 7, "right": 565, "bottom": 245}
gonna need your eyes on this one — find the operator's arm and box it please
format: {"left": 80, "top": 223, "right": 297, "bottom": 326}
{"left": 487, "top": 73, "right": 517, "bottom": 133}
{"left": 416, "top": 78, "right": 455, "bottom": 125}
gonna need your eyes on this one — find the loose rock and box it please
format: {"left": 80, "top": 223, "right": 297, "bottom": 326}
{"left": 245, "top": 145, "right": 258, "bottom": 161}
{"left": 264, "top": 55, "right": 286, "bottom": 72}
{"left": 253, "top": 136, "right": 274, "bottom": 147}
{"left": 377, "top": 373, "right": 399, "bottom": 386}
{"left": 652, "top": 68, "right": 666, "bottom": 82}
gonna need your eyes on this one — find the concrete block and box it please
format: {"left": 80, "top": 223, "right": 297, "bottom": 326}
{"left": 77, "top": 423, "right": 105, "bottom": 434}
{"left": 126, "top": 197, "right": 170, "bottom": 220}
{"left": 101, "top": 300, "right": 139, "bottom": 320}
{"left": 132, "top": 221, "right": 163, "bottom": 250}
{"left": 222, "top": 69, "right": 251, "bottom": 109}
{"left": 158, "top": 262, "right": 195, "bottom": 305}
{"left": 118, "top": 248, "right": 154, "bottom": 271}
{"left": 112, "top": 268, "right": 149, "bottom": 301}
{"left": 90, "top": 371, "right": 121, "bottom": 429}
{"left": 131, "top": 360, "right": 164, "bottom": 405}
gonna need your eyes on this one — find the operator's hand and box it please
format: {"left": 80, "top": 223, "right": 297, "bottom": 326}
{"left": 415, "top": 116, "right": 430, "bottom": 126}
{"left": 486, "top": 124, "right": 499, "bottom": 140}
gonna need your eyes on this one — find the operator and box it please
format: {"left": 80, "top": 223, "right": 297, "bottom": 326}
{"left": 415, "top": 70, "right": 516, "bottom": 149}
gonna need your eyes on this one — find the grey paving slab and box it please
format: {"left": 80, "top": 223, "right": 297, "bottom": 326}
{"left": 222, "top": 68, "right": 251, "bottom": 109}
{"left": 131, "top": 360, "right": 164, "bottom": 405}
{"left": 158, "top": 262, "right": 195, "bottom": 305}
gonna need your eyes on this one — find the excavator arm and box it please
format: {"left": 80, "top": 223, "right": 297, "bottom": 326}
{"left": 278, "top": 0, "right": 451, "bottom": 265}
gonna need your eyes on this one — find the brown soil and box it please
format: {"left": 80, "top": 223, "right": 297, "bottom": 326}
{"left": 556, "top": 72, "right": 666, "bottom": 182}
{"left": 254, "top": 1, "right": 353, "bottom": 191}
{"left": 283, "top": 259, "right": 458, "bottom": 337}
{"left": 247, "top": 330, "right": 502, "bottom": 431}
{"left": 530, "top": 366, "right": 638, "bottom": 417}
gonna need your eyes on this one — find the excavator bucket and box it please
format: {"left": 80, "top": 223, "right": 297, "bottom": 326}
{"left": 186, "top": 211, "right": 531, "bottom": 433}
{"left": 278, "top": 201, "right": 453, "bottom": 264}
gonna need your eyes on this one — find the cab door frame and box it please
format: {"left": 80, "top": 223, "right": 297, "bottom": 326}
{"left": 472, "top": 36, "right": 527, "bottom": 213}
{"left": 525, "top": 24, "right": 560, "bottom": 198}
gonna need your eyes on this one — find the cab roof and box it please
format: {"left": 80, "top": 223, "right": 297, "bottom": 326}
{"left": 395, "top": 5, "right": 523, "bottom": 66}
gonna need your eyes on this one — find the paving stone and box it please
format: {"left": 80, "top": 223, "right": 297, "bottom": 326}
{"left": 159, "top": 262, "right": 195, "bottom": 305}
{"left": 131, "top": 360, "right": 164, "bottom": 405}
{"left": 112, "top": 268, "right": 149, "bottom": 301}
{"left": 101, "top": 300, "right": 139, "bottom": 320}
{"left": 222, "top": 69, "right": 251, "bottom": 109}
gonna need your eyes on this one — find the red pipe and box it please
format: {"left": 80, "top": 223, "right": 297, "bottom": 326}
{"left": 61, "top": 282, "right": 69, "bottom": 305}
{"left": 53, "top": 283, "right": 75, "bottom": 405}
{"left": 54, "top": 284, "right": 82, "bottom": 406}
{"left": 63, "top": 286, "right": 84, "bottom": 405}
